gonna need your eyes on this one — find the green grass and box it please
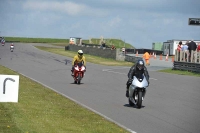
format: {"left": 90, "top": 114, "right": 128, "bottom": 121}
{"left": 88, "top": 38, "right": 134, "bottom": 49}
{"left": 159, "top": 69, "right": 200, "bottom": 77}
{"left": 0, "top": 65, "right": 129, "bottom": 133}
{"left": 36, "top": 46, "right": 133, "bottom": 66}
{"left": 4, "top": 37, "right": 134, "bottom": 49}
{"left": 5, "top": 37, "right": 68, "bottom": 43}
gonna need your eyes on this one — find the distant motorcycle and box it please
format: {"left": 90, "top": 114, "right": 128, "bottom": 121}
{"left": 10, "top": 45, "right": 14, "bottom": 52}
{"left": 1, "top": 42, "right": 5, "bottom": 46}
{"left": 128, "top": 74, "right": 148, "bottom": 108}
{"left": 72, "top": 63, "right": 86, "bottom": 84}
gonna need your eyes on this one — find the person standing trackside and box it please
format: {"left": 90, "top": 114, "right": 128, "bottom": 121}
{"left": 188, "top": 40, "right": 197, "bottom": 61}
{"left": 176, "top": 41, "right": 182, "bottom": 61}
{"left": 197, "top": 43, "right": 200, "bottom": 52}
{"left": 181, "top": 43, "right": 188, "bottom": 51}
{"left": 188, "top": 40, "right": 197, "bottom": 53}
{"left": 181, "top": 43, "right": 188, "bottom": 61}
{"left": 143, "top": 52, "right": 150, "bottom": 66}
{"left": 177, "top": 41, "right": 182, "bottom": 52}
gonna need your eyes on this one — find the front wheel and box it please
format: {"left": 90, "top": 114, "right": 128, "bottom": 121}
{"left": 77, "top": 74, "right": 81, "bottom": 84}
{"left": 136, "top": 91, "right": 142, "bottom": 108}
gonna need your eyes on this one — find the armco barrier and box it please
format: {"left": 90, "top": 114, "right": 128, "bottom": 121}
{"left": 125, "top": 55, "right": 143, "bottom": 63}
{"left": 65, "top": 45, "right": 116, "bottom": 59}
{"left": 173, "top": 61, "right": 200, "bottom": 73}
{"left": 65, "top": 45, "right": 142, "bottom": 63}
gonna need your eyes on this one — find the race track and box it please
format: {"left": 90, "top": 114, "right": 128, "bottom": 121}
{"left": 0, "top": 43, "right": 200, "bottom": 133}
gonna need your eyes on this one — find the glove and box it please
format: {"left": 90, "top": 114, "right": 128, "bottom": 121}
{"left": 128, "top": 79, "right": 133, "bottom": 84}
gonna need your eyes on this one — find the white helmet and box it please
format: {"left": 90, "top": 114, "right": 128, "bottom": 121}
{"left": 78, "top": 50, "right": 83, "bottom": 56}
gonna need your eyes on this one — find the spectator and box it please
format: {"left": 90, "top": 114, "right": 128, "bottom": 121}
{"left": 177, "top": 41, "right": 182, "bottom": 52}
{"left": 181, "top": 43, "right": 188, "bottom": 61}
{"left": 181, "top": 43, "right": 188, "bottom": 51}
{"left": 143, "top": 52, "right": 150, "bottom": 66}
{"left": 188, "top": 40, "right": 197, "bottom": 62}
{"left": 197, "top": 43, "right": 200, "bottom": 52}
{"left": 122, "top": 47, "right": 125, "bottom": 55}
{"left": 100, "top": 42, "right": 106, "bottom": 48}
{"left": 176, "top": 41, "right": 182, "bottom": 61}
{"left": 188, "top": 40, "right": 197, "bottom": 53}
{"left": 111, "top": 45, "right": 116, "bottom": 50}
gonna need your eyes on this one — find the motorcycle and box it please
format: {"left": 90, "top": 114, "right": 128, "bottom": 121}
{"left": 128, "top": 74, "right": 148, "bottom": 108}
{"left": 1, "top": 42, "right": 5, "bottom": 46}
{"left": 10, "top": 45, "right": 14, "bottom": 52}
{"left": 72, "top": 63, "right": 86, "bottom": 84}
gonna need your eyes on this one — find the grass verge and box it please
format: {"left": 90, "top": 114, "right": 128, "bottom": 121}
{"left": 159, "top": 68, "right": 200, "bottom": 77}
{"left": 4, "top": 37, "right": 134, "bottom": 48}
{"left": 35, "top": 46, "right": 133, "bottom": 66}
{"left": 0, "top": 65, "right": 129, "bottom": 133}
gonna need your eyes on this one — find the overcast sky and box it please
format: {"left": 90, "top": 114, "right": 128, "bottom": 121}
{"left": 0, "top": 0, "right": 200, "bottom": 48}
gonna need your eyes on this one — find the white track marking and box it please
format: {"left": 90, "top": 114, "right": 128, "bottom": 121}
{"left": 102, "top": 69, "right": 126, "bottom": 75}
{"left": 150, "top": 77, "right": 157, "bottom": 80}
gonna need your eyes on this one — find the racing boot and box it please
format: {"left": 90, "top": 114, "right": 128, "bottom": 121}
{"left": 71, "top": 70, "right": 74, "bottom": 76}
{"left": 126, "top": 87, "right": 129, "bottom": 97}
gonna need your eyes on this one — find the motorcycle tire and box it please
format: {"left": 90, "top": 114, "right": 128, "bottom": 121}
{"left": 77, "top": 74, "right": 81, "bottom": 84}
{"left": 137, "top": 91, "right": 142, "bottom": 108}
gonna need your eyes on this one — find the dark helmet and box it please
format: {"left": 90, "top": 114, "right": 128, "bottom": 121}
{"left": 136, "top": 59, "right": 144, "bottom": 70}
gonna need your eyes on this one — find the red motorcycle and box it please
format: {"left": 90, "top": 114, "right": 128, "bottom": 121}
{"left": 72, "top": 63, "right": 86, "bottom": 84}
{"left": 1, "top": 42, "right": 5, "bottom": 46}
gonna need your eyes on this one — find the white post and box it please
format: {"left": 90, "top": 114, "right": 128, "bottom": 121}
{"left": 191, "top": 50, "right": 194, "bottom": 63}
{"left": 186, "top": 51, "right": 189, "bottom": 62}
{"left": 180, "top": 51, "right": 183, "bottom": 62}
{"left": 194, "top": 50, "right": 197, "bottom": 63}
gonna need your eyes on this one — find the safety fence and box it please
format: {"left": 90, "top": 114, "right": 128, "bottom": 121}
{"left": 65, "top": 45, "right": 116, "bottom": 59}
{"left": 173, "top": 61, "right": 200, "bottom": 73}
{"left": 174, "top": 50, "right": 200, "bottom": 63}
{"left": 125, "top": 55, "right": 142, "bottom": 63}
{"left": 173, "top": 50, "right": 200, "bottom": 73}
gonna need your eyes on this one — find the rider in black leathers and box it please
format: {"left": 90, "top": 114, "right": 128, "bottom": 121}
{"left": 126, "top": 59, "right": 150, "bottom": 97}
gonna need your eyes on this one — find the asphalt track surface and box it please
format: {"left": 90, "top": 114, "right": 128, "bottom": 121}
{"left": 0, "top": 43, "right": 200, "bottom": 133}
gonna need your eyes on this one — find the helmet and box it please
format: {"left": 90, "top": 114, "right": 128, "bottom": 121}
{"left": 136, "top": 59, "right": 144, "bottom": 70}
{"left": 78, "top": 50, "right": 83, "bottom": 57}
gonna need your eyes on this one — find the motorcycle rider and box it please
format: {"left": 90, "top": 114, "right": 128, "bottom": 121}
{"left": 71, "top": 50, "right": 86, "bottom": 76}
{"left": 126, "top": 59, "right": 150, "bottom": 97}
{"left": 10, "top": 43, "right": 14, "bottom": 49}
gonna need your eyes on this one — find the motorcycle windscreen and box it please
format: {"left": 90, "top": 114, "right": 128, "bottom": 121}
{"left": 132, "top": 74, "right": 148, "bottom": 88}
